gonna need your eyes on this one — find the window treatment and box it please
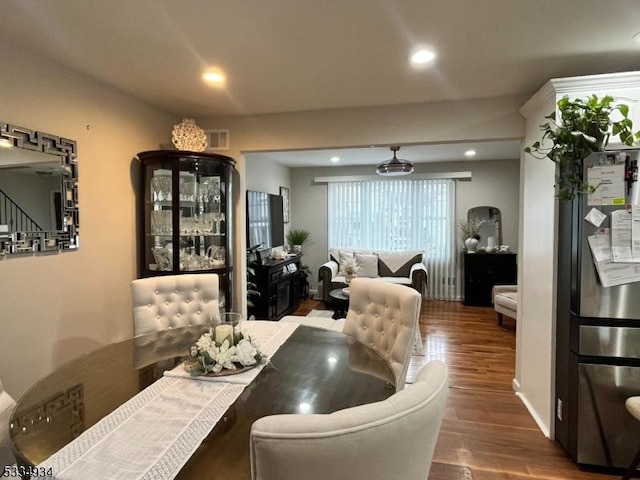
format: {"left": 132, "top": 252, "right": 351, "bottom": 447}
{"left": 328, "top": 178, "right": 457, "bottom": 300}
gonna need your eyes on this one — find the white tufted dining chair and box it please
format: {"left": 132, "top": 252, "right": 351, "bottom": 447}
{"left": 250, "top": 360, "right": 448, "bottom": 480}
{"left": 0, "top": 378, "right": 17, "bottom": 468}
{"left": 131, "top": 274, "right": 219, "bottom": 336}
{"left": 342, "top": 277, "right": 421, "bottom": 390}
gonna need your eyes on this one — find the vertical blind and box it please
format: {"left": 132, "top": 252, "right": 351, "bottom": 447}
{"left": 328, "top": 178, "right": 457, "bottom": 300}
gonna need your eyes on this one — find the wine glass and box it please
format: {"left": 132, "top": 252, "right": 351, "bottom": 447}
{"left": 212, "top": 212, "right": 225, "bottom": 235}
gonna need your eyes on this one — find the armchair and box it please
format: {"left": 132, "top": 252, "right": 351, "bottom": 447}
{"left": 0, "top": 378, "right": 16, "bottom": 468}
{"left": 492, "top": 285, "right": 518, "bottom": 326}
{"left": 250, "top": 360, "right": 448, "bottom": 480}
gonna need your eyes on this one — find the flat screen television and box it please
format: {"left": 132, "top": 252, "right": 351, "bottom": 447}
{"left": 246, "top": 190, "right": 285, "bottom": 249}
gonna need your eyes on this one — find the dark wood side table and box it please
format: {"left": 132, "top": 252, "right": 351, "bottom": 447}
{"left": 329, "top": 288, "right": 350, "bottom": 319}
{"left": 463, "top": 252, "right": 517, "bottom": 306}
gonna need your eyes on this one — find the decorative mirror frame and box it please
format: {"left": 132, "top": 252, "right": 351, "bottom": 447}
{"left": 468, "top": 205, "right": 502, "bottom": 249}
{"left": 0, "top": 122, "right": 79, "bottom": 255}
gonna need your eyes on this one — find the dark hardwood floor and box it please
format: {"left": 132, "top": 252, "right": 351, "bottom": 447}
{"left": 292, "top": 297, "right": 620, "bottom": 480}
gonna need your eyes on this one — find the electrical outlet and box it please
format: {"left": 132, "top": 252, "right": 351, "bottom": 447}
{"left": 556, "top": 398, "right": 563, "bottom": 421}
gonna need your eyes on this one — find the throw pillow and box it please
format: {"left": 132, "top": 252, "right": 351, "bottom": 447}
{"left": 355, "top": 253, "right": 379, "bottom": 278}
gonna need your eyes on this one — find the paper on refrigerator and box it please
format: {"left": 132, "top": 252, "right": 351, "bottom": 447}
{"left": 588, "top": 228, "right": 640, "bottom": 287}
{"left": 610, "top": 209, "right": 640, "bottom": 263}
{"left": 587, "top": 162, "right": 626, "bottom": 206}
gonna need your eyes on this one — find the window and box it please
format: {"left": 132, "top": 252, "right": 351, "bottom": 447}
{"left": 328, "top": 178, "right": 456, "bottom": 299}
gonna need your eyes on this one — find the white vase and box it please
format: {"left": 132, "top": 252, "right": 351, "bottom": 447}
{"left": 293, "top": 244, "right": 302, "bottom": 254}
{"left": 464, "top": 237, "right": 479, "bottom": 253}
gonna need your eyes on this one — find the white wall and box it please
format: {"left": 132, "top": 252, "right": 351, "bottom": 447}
{"left": 518, "top": 87, "right": 557, "bottom": 437}
{"left": 288, "top": 159, "right": 519, "bottom": 293}
{"left": 0, "top": 46, "right": 177, "bottom": 398}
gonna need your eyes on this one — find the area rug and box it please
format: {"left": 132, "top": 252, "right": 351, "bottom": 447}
{"left": 306, "top": 309, "right": 424, "bottom": 356}
{"left": 307, "top": 309, "right": 334, "bottom": 318}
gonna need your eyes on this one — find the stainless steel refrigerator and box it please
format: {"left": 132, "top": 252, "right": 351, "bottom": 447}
{"left": 556, "top": 149, "right": 640, "bottom": 470}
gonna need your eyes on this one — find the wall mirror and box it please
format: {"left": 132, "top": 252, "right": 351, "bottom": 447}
{"left": 0, "top": 122, "right": 78, "bottom": 255}
{"left": 468, "top": 206, "right": 501, "bottom": 250}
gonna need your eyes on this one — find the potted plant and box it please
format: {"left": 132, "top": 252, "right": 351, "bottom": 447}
{"left": 524, "top": 94, "right": 640, "bottom": 201}
{"left": 286, "top": 229, "right": 312, "bottom": 254}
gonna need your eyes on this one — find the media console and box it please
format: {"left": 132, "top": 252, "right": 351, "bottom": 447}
{"left": 249, "top": 256, "right": 302, "bottom": 321}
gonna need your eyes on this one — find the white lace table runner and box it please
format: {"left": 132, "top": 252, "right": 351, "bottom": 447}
{"left": 34, "top": 321, "right": 298, "bottom": 480}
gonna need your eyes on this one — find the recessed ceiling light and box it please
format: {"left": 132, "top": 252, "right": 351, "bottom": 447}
{"left": 410, "top": 49, "right": 436, "bottom": 66}
{"left": 202, "top": 71, "right": 226, "bottom": 85}
{"left": 330, "top": 156, "right": 340, "bottom": 163}
{"left": 0, "top": 138, "right": 12, "bottom": 148}
{"left": 464, "top": 149, "right": 477, "bottom": 158}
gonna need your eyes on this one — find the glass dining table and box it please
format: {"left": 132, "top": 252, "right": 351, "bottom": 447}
{"left": 9, "top": 322, "right": 396, "bottom": 479}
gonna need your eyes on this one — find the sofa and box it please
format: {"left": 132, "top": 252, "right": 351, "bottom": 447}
{"left": 317, "top": 248, "right": 428, "bottom": 302}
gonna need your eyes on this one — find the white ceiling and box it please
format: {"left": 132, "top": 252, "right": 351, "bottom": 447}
{"left": 245, "top": 140, "right": 522, "bottom": 167}
{"left": 3, "top": 0, "right": 640, "bottom": 166}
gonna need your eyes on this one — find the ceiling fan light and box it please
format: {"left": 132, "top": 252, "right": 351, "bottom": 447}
{"left": 376, "top": 146, "right": 414, "bottom": 176}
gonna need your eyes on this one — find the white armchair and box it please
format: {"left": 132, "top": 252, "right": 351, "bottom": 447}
{"left": 492, "top": 284, "right": 518, "bottom": 326}
{"left": 250, "top": 360, "right": 448, "bottom": 480}
{"left": 0, "top": 379, "right": 16, "bottom": 468}
{"left": 281, "top": 278, "right": 422, "bottom": 388}
{"left": 131, "top": 274, "right": 219, "bottom": 336}
{"left": 343, "top": 278, "right": 421, "bottom": 390}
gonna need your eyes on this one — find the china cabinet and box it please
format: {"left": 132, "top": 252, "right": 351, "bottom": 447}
{"left": 137, "top": 150, "right": 235, "bottom": 310}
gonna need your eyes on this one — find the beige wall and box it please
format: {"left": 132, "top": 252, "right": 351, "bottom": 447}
{"left": 0, "top": 46, "right": 177, "bottom": 398}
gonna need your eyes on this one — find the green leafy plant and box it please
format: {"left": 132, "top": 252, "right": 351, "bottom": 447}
{"left": 524, "top": 94, "right": 640, "bottom": 201}
{"left": 286, "top": 229, "right": 312, "bottom": 252}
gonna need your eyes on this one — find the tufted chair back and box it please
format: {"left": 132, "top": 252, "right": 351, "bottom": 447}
{"left": 0, "top": 378, "right": 17, "bottom": 467}
{"left": 343, "top": 278, "right": 421, "bottom": 390}
{"left": 250, "top": 360, "right": 448, "bottom": 480}
{"left": 131, "top": 274, "right": 219, "bottom": 336}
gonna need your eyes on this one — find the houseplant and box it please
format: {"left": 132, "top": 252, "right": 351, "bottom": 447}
{"left": 524, "top": 94, "right": 640, "bottom": 201}
{"left": 286, "top": 229, "right": 312, "bottom": 254}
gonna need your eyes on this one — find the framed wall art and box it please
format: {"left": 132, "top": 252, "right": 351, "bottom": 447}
{"left": 279, "top": 186, "right": 290, "bottom": 223}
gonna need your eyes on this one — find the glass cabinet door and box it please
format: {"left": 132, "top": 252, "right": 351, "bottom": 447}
{"left": 138, "top": 150, "right": 235, "bottom": 310}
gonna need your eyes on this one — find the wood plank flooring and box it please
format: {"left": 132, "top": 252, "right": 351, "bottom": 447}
{"left": 292, "top": 298, "right": 622, "bottom": 480}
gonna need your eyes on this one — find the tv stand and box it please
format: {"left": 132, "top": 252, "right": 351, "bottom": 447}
{"left": 249, "top": 256, "right": 302, "bottom": 321}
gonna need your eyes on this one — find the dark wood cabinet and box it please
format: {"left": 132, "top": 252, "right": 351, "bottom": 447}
{"left": 463, "top": 253, "right": 517, "bottom": 306}
{"left": 249, "top": 256, "right": 302, "bottom": 321}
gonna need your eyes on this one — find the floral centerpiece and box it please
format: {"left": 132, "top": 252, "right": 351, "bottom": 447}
{"left": 185, "top": 324, "right": 264, "bottom": 376}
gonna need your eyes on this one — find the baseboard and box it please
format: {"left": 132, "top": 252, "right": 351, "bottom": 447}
{"left": 512, "top": 378, "right": 520, "bottom": 392}
{"left": 515, "top": 389, "right": 551, "bottom": 439}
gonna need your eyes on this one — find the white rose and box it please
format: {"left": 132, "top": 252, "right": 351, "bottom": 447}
{"left": 233, "top": 339, "right": 258, "bottom": 366}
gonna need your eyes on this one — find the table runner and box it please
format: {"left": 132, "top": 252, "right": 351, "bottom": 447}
{"left": 34, "top": 321, "right": 298, "bottom": 480}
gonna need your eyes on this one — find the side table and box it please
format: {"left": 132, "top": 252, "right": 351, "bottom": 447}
{"left": 329, "top": 288, "right": 350, "bottom": 319}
